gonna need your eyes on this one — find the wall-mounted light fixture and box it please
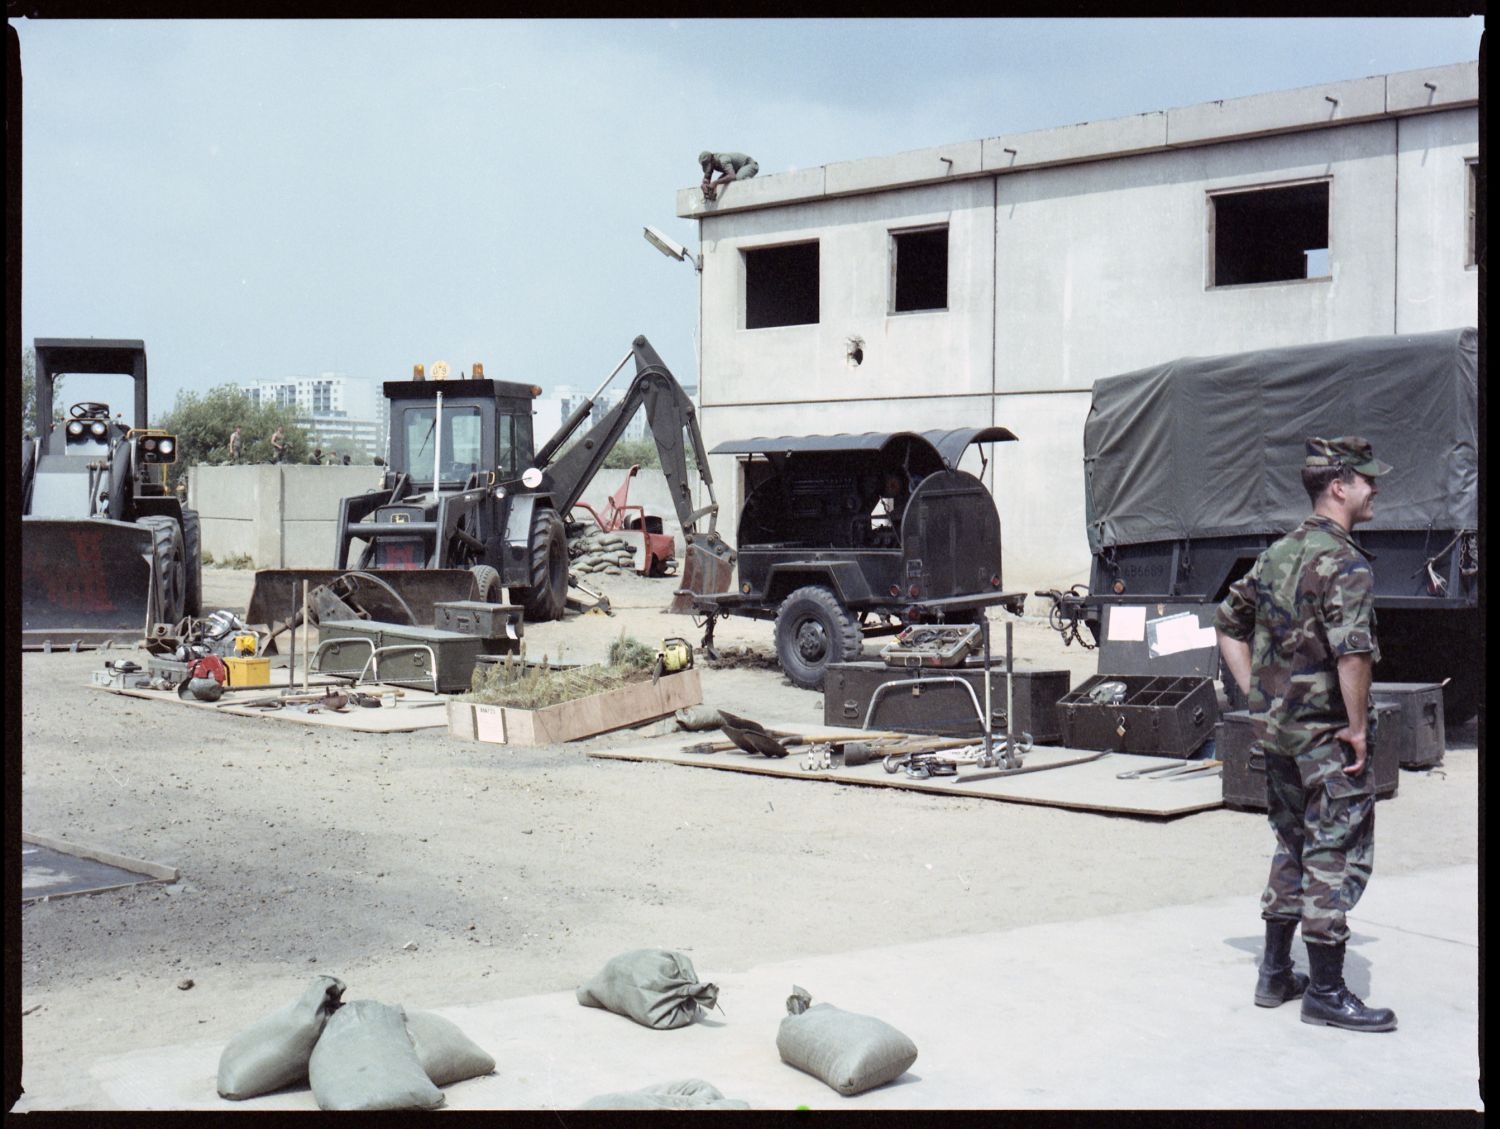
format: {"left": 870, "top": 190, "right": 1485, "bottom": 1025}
{"left": 643, "top": 225, "right": 702, "bottom": 271}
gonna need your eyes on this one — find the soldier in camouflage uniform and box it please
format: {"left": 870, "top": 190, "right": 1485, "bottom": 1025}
{"left": 1214, "top": 436, "right": 1398, "bottom": 1033}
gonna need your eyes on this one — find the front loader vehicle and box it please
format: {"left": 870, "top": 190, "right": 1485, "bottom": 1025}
{"left": 21, "top": 338, "right": 201, "bottom": 651}
{"left": 245, "top": 335, "right": 734, "bottom": 637}
{"left": 693, "top": 428, "right": 1026, "bottom": 691}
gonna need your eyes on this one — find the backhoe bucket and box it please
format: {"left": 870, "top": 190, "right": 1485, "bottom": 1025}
{"left": 244, "top": 568, "right": 483, "bottom": 643}
{"left": 670, "top": 532, "right": 736, "bottom": 615}
{"left": 21, "top": 518, "right": 157, "bottom": 651}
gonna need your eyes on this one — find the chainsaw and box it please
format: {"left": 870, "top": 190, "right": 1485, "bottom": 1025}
{"left": 652, "top": 637, "right": 694, "bottom": 684}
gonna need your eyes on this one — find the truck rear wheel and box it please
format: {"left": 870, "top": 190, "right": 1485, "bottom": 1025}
{"left": 139, "top": 515, "right": 186, "bottom": 628}
{"left": 775, "top": 584, "right": 862, "bottom": 691}
{"left": 521, "top": 507, "right": 568, "bottom": 622}
{"left": 180, "top": 509, "right": 203, "bottom": 619}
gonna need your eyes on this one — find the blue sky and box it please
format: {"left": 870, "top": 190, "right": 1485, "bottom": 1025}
{"left": 13, "top": 17, "right": 1484, "bottom": 421}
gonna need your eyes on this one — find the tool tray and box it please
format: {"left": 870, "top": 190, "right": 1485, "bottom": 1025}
{"left": 879, "top": 623, "right": 983, "bottom": 668}
{"left": 1058, "top": 673, "right": 1217, "bottom": 757}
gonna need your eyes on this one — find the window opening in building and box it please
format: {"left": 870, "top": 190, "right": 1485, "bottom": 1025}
{"left": 1209, "top": 180, "right": 1330, "bottom": 286}
{"left": 891, "top": 226, "right": 949, "bottom": 312}
{"left": 744, "top": 241, "right": 819, "bottom": 329}
{"left": 1467, "top": 159, "right": 1479, "bottom": 268}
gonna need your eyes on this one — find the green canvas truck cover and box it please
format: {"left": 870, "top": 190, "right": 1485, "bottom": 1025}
{"left": 1083, "top": 328, "right": 1477, "bottom": 553}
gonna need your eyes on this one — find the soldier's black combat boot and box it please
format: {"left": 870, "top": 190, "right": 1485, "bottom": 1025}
{"left": 1301, "top": 941, "right": 1397, "bottom": 1032}
{"left": 1253, "top": 917, "right": 1308, "bottom": 1007}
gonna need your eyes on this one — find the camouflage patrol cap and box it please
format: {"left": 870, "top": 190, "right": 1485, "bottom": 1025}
{"left": 698, "top": 150, "right": 713, "bottom": 164}
{"left": 1304, "top": 436, "right": 1391, "bottom": 477}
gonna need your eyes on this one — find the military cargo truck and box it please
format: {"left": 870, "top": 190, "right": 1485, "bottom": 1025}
{"left": 1059, "top": 328, "right": 1478, "bottom": 725}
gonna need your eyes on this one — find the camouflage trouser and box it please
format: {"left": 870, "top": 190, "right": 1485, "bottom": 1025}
{"left": 1259, "top": 725, "right": 1376, "bottom": 946}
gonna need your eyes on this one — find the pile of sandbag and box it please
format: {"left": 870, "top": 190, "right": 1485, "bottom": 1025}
{"left": 570, "top": 530, "right": 638, "bottom": 575}
{"left": 216, "top": 976, "right": 494, "bottom": 1111}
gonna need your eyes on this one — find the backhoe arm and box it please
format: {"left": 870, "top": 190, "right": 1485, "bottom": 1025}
{"left": 535, "top": 336, "right": 720, "bottom": 537}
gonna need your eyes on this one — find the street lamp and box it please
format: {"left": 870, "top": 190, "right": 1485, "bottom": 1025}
{"left": 643, "top": 225, "right": 702, "bottom": 271}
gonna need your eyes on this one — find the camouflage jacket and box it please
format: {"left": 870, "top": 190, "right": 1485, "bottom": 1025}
{"left": 1214, "top": 514, "right": 1379, "bottom": 738}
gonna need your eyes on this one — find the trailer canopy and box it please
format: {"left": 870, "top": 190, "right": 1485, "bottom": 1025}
{"left": 1083, "top": 328, "right": 1477, "bottom": 553}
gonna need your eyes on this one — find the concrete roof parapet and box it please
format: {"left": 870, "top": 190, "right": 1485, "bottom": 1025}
{"left": 1166, "top": 73, "right": 1388, "bottom": 147}
{"left": 823, "top": 138, "right": 984, "bottom": 196}
{"left": 982, "top": 111, "right": 1168, "bottom": 172}
{"left": 1385, "top": 60, "right": 1479, "bottom": 114}
{"left": 672, "top": 60, "right": 1478, "bottom": 218}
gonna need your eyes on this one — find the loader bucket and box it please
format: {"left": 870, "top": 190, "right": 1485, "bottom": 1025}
{"left": 244, "top": 568, "right": 482, "bottom": 639}
{"left": 21, "top": 518, "right": 157, "bottom": 650}
{"left": 670, "top": 531, "right": 736, "bottom": 615}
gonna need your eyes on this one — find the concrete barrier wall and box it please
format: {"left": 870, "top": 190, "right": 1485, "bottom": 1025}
{"left": 188, "top": 465, "right": 385, "bottom": 568}
{"left": 188, "top": 463, "right": 695, "bottom": 570}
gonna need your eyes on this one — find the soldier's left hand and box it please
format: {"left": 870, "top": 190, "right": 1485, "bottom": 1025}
{"left": 1335, "top": 727, "right": 1368, "bottom": 775}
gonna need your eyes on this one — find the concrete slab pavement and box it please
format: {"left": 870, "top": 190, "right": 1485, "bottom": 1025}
{"left": 44, "top": 863, "right": 1479, "bottom": 1111}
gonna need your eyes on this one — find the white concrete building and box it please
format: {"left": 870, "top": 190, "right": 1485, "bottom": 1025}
{"left": 239, "top": 372, "right": 389, "bottom": 461}
{"left": 674, "top": 61, "right": 1479, "bottom": 595}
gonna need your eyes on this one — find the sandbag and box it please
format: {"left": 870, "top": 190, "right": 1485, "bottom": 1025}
{"left": 776, "top": 986, "right": 918, "bottom": 1096}
{"left": 308, "top": 999, "right": 444, "bottom": 1111}
{"left": 405, "top": 1009, "right": 496, "bottom": 1087}
{"left": 579, "top": 1078, "right": 751, "bottom": 1110}
{"left": 674, "top": 705, "right": 724, "bottom": 731}
{"left": 576, "top": 949, "right": 719, "bottom": 1029}
{"left": 216, "top": 975, "right": 346, "bottom": 1100}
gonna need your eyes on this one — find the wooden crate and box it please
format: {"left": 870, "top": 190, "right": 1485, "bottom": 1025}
{"left": 447, "top": 668, "right": 702, "bottom": 746}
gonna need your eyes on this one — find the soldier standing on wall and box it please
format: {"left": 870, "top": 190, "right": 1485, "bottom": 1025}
{"left": 227, "top": 425, "right": 243, "bottom": 464}
{"left": 1214, "top": 436, "right": 1397, "bottom": 1033}
{"left": 270, "top": 426, "right": 287, "bottom": 464}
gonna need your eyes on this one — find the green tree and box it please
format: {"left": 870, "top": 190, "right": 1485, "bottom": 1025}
{"left": 20, "top": 348, "right": 56, "bottom": 436}
{"left": 156, "top": 384, "right": 311, "bottom": 483}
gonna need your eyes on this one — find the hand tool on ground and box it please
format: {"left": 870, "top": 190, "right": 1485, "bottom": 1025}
{"left": 1117, "top": 757, "right": 1220, "bottom": 781}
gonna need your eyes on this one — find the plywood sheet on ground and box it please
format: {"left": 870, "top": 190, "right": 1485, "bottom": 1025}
{"left": 99, "top": 681, "right": 451, "bottom": 732}
{"left": 592, "top": 722, "right": 1222, "bottom": 817}
{"left": 22, "top": 834, "right": 177, "bottom": 902}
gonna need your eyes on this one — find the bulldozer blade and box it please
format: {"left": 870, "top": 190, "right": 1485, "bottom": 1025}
{"left": 244, "top": 568, "right": 481, "bottom": 636}
{"left": 670, "top": 532, "right": 736, "bottom": 615}
{"left": 21, "top": 518, "right": 157, "bottom": 651}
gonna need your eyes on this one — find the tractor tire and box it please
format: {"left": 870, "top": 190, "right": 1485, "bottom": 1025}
{"left": 139, "top": 515, "right": 187, "bottom": 628}
{"left": 180, "top": 508, "right": 203, "bottom": 619}
{"left": 470, "top": 564, "right": 504, "bottom": 603}
{"left": 775, "top": 584, "right": 862, "bottom": 691}
{"left": 520, "top": 507, "right": 568, "bottom": 623}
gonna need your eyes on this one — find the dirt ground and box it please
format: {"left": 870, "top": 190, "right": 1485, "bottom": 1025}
{"left": 16, "top": 568, "right": 1481, "bottom": 1110}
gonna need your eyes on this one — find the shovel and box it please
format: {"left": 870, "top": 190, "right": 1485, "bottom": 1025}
{"left": 718, "top": 711, "right": 795, "bottom": 758}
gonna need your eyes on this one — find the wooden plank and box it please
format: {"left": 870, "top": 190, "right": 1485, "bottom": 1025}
{"left": 21, "top": 832, "right": 179, "bottom": 881}
{"left": 590, "top": 736, "right": 1222, "bottom": 818}
{"left": 101, "top": 684, "right": 451, "bottom": 732}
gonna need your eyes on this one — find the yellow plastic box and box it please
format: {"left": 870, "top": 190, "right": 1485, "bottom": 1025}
{"left": 224, "top": 656, "right": 271, "bottom": 687}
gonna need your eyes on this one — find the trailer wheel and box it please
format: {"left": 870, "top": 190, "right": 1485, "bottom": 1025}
{"left": 180, "top": 509, "right": 203, "bottom": 618}
{"left": 470, "top": 564, "right": 504, "bottom": 603}
{"left": 139, "top": 515, "right": 187, "bottom": 628}
{"left": 521, "top": 507, "right": 568, "bottom": 622}
{"left": 775, "top": 584, "right": 862, "bottom": 691}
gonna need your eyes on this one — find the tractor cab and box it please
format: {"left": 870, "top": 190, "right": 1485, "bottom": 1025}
{"left": 381, "top": 369, "right": 539, "bottom": 494}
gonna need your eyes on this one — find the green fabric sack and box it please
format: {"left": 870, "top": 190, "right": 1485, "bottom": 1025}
{"left": 576, "top": 949, "right": 719, "bottom": 1029}
{"left": 405, "top": 1009, "right": 496, "bottom": 1087}
{"left": 579, "top": 1078, "right": 751, "bottom": 1109}
{"left": 776, "top": 985, "right": 918, "bottom": 1096}
{"left": 308, "top": 999, "right": 444, "bottom": 1111}
{"left": 216, "top": 975, "right": 346, "bottom": 1100}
